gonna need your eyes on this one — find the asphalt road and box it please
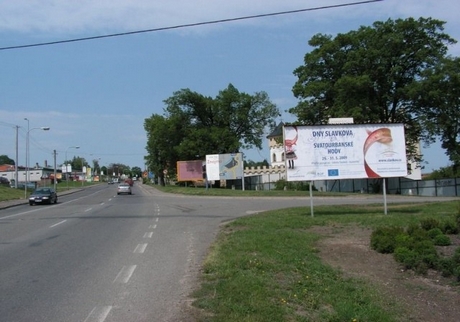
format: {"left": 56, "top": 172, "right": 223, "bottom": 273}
{"left": 0, "top": 184, "right": 457, "bottom": 322}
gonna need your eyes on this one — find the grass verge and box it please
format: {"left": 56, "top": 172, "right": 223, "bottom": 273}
{"left": 0, "top": 181, "right": 101, "bottom": 202}
{"left": 152, "top": 184, "right": 353, "bottom": 197}
{"left": 191, "top": 201, "right": 459, "bottom": 322}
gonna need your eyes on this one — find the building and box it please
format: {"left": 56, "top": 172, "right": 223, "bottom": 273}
{"left": 0, "top": 161, "right": 62, "bottom": 187}
{"left": 243, "top": 122, "right": 287, "bottom": 190}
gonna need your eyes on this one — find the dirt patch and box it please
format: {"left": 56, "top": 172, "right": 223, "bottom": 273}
{"left": 311, "top": 225, "right": 460, "bottom": 322}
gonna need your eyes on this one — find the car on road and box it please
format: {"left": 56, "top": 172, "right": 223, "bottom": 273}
{"left": 0, "top": 177, "right": 10, "bottom": 186}
{"left": 117, "top": 183, "right": 132, "bottom": 195}
{"left": 29, "top": 187, "right": 58, "bottom": 205}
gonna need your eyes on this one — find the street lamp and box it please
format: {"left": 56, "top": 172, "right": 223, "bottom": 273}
{"left": 65, "top": 146, "right": 80, "bottom": 189}
{"left": 24, "top": 120, "right": 50, "bottom": 197}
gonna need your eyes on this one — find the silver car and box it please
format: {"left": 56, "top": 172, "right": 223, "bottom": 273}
{"left": 117, "top": 183, "right": 132, "bottom": 195}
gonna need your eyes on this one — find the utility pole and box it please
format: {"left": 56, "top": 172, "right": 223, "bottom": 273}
{"left": 15, "top": 125, "right": 19, "bottom": 189}
{"left": 53, "top": 150, "right": 57, "bottom": 191}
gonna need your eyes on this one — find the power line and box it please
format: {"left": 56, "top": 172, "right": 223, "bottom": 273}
{"left": 0, "top": 0, "right": 383, "bottom": 51}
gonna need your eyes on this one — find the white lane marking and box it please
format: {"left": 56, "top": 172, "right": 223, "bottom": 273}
{"left": 148, "top": 225, "right": 157, "bottom": 229}
{"left": 84, "top": 306, "right": 112, "bottom": 322}
{"left": 50, "top": 220, "right": 67, "bottom": 228}
{"left": 113, "top": 265, "right": 136, "bottom": 283}
{"left": 134, "top": 243, "right": 148, "bottom": 253}
{"left": 100, "top": 202, "right": 105, "bottom": 206}
{"left": 143, "top": 232, "right": 153, "bottom": 238}
{"left": 155, "top": 217, "right": 159, "bottom": 222}
{"left": 85, "top": 208, "right": 92, "bottom": 212}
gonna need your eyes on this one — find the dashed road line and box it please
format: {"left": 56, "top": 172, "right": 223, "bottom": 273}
{"left": 84, "top": 306, "right": 112, "bottom": 322}
{"left": 50, "top": 220, "right": 67, "bottom": 228}
{"left": 143, "top": 232, "right": 153, "bottom": 238}
{"left": 134, "top": 243, "right": 148, "bottom": 253}
{"left": 113, "top": 265, "right": 137, "bottom": 284}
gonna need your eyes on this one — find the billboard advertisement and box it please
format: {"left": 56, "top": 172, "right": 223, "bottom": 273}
{"left": 206, "top": 153, "right": 243, "bottom": 181}
{"left": 176, "top": 160, "right": 204, "bottom": 181}
{"left": 284, "top": 124, "right": 407, "bottom": 181}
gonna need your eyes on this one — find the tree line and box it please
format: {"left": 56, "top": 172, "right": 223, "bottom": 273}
{"left": 141, "top": 17, "right": 458, "bottom": 184}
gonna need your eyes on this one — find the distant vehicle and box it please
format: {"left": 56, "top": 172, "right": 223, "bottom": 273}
{"left": 117, "top": 183, "right": 132, "bottom": 195}
{"left": 107, "top": 179, "right": 114, "bottom": 184}
{"left": 0, "top": 177, "right": 10, "bottom": 186}
{"left": 125, "top": 178, "right": 134, "bottom": 186}
{"left": 29, "top": 187, "right": 58, "bottom": 205}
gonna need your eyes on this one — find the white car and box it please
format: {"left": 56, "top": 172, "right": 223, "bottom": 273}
{"left": 117, "top": 183, "right": 132, "bottom": 195}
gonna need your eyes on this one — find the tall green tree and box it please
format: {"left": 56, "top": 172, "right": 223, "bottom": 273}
{"left": 144, "top": 84, "right": 279, "bottom": 185}
{"left": 412, "top": 57, "right": 460, "bottom": 170}
{"left": 290, "top": 17, "right": 456, "bottom": 162}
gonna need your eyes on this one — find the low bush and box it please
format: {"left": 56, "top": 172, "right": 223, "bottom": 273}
{"left": 441, "top": 219, "right": 459, "bottom": 234}
{"left": 420, "top": 217, "right": 440, "bottom": 231}
{"left": 371, "top": 217, "right": 459, "bottom": 279}
{"left": 427, "top": 228, "right": 443, "bottom": 239}
{"left": 370, "top": 226, "right": 405, "bottom": 253}
{"left": 273, "top": 179, "right": 317, "bottom": 191}
{"left": 433, "top": 234, "right": 451, "bottom": 246}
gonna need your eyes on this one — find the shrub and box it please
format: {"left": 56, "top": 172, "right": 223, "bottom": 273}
{"left": 370, "top": 226, "right": 405, "bottom": 253}
{"left": 394, "top": 247, "right": 418, "bottom": 269}
{"left": 441, "top": 219, "right": 459, "bottom": 235}
{"left": 406, "top": 223, "right": 420, "bottom": 235}
{"left": 427, "top": 228, "right": 443, "bottom": 239}
{"left": 274, "top": 179, "right": 317, "bottom": 191}
{"left": 437, "top": 258, "right": 456, "bottom": 277}
{"left": 420, "top": 218, "right": 440, "bottom": 231}
{"left": 433, "top": 234, "right": 451, "bottom": 246}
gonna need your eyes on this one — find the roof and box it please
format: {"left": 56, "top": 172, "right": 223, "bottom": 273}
{"left": 266, "top": 122, "right": 284, "bottom": 139}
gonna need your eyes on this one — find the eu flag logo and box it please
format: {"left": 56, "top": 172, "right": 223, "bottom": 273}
{"left": 328, "top": 169, "right": 339, "bottom": 176}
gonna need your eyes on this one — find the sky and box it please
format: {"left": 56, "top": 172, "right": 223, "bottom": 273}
{"left": 0, "top": 0, "right": 459, "bottom": 173}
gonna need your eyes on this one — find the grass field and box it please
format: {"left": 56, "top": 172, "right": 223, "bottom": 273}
{"left": 189, "top": 200, "right": 460, "bottom": 322}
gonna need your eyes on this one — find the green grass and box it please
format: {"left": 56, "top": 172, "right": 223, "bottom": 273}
{"left": 0, "top": 181, "right": 101, "bottom": 202}
{"left": 152, "top": 184, "right": 353, "bottom": 197}
{"left": 191, "top": 201, "right": 460, "bottom": 322}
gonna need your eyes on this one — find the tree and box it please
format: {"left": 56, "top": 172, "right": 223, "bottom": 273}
{"left": 144, "top": 84, "right": 279, "bottom": 185}
{"left": 130, "top": 166, "right": 143, "bottom": 178}
{"left": 290, "top": 17, "right": 456, "bottom": 163}
{"left": 412, "top": 57, "right": 460, "bottom": 170}
{"left": 244, "top": 159, "right": 269, "bottom": 168}
{"left": 0, "top": 155, "right": 14, "bottom": 165}
{"left": 107, "top": 163, "right": 131, "bottom": 177}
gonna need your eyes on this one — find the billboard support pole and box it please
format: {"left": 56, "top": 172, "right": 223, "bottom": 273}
{"left": 241, "top": 153, "right": 245, "bottom": 191}
{"left": 309, "top": 181, "right": 314, "bottom": 217}
{"left": 383, "top": 178, "right": 388, "bottom": 215}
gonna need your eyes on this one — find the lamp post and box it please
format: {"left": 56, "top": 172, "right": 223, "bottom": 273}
{"left": 24, "top": 121, "right": 50, "bottom": 197}
{"left": 65, "top": 146, "right": 80, "bottom": 190}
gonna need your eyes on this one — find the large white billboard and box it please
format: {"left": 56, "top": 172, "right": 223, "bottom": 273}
{"left": 206, "top": 153, "right": 243, "bottom": 181}
{"left": 284, "top": 124, "right": 407, "bottom": 181}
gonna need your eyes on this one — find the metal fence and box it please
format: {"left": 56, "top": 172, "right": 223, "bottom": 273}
{"left": 243, "top": 174, "right": 460, "bottom": 197}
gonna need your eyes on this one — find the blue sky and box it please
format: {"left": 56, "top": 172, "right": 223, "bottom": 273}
{"left": 1, "top": 0, "right": 459, "bottom": 173}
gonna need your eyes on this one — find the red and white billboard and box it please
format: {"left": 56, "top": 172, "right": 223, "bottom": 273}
{"left": 284, "top": 124, "right": 407, "bottom": 181}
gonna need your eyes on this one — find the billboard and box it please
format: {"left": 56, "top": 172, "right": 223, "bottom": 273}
{"left": 284, "top": 124, "right": 407, "bottom": 181}
{"left": 206, "top": 153, "right": 243, "bottom": 181}
{"left": 176, "top": 160, "right": 204, "bottom": 181}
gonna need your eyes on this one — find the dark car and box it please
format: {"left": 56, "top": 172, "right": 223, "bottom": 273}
{"left": 0, "top": 177, "right": 10, "bottom": 187}
{"left": 29, "top": 187, "right": 58, "bottom": 205}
